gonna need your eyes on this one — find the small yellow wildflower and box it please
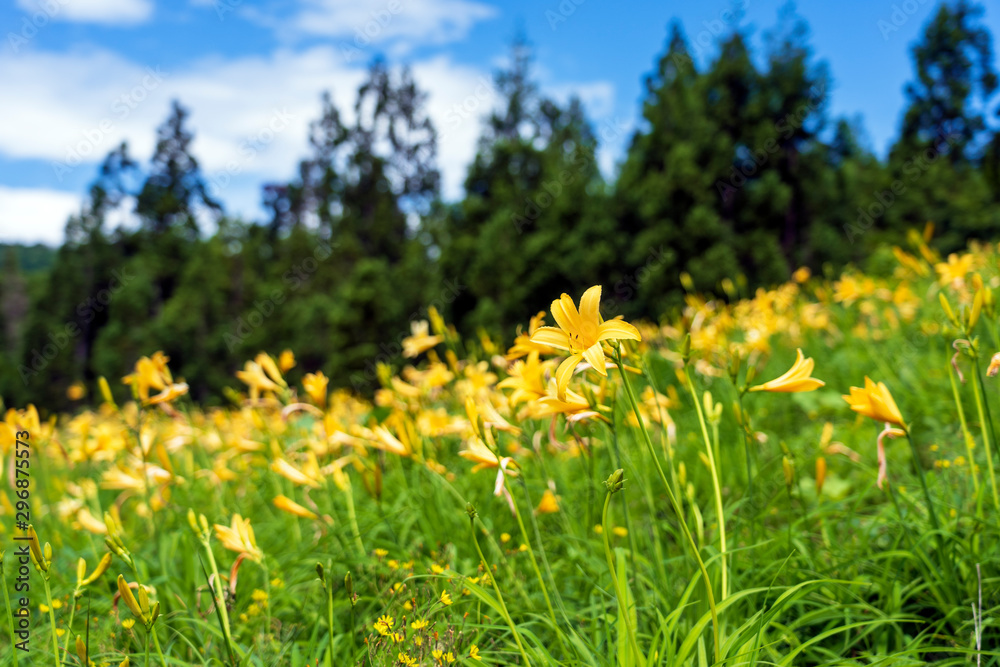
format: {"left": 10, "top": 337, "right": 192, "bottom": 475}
{"left": 613, "top": 526, "right": 628, "bottom": 538}
{"left": 470, "top": 644, "right": 481, "bottom": 659}
{"left": 411, "top": 619, "right": 428, "bottom": 630}
{"left": 440, "top": 590, "right": 452, "bottom": 606}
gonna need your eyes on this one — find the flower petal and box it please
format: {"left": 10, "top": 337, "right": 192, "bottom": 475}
{"left": 579, "top": 286, "right": 602, "bottom": 326}
{"left": 581, "top": 343, "right": 607, "bottom": 376}
{"left": 597, "top": 319, "right": 641, "bottom": 342}
{"left": 555, "top": 354, "right": 583, "bottom": 399}
{"left": 530, "top": 326, "right": 571, "bottom": 351}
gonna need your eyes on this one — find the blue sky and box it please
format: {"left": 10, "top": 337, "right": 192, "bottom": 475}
{"left": 1, "top": 0, "right": 998, "bottom": 245}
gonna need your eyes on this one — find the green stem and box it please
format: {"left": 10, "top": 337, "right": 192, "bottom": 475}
{"left": 42, "top": 577, "right": 59, "bottom": 667}
{"left": 614, "top": 351, "right": 720, "bottom": 660}
{"left": 151, "top": 625, "right": 167, "bottom": 666}
{"left": 342, "top": 481, "right": 366, "bottom": 558}
{"left": 1, "top": 557, "right": 19, "bottom": 667}
{"left": 949, "top": 361, "right": 985, "bottom": 505}
{"left": 145, "top": 626, "right": 151, "bottom": 667}
{"left": 737, "top": 392, "right": 757, "bottom": 549}
{"left": 971, "top": 361, "right": 1000, "bottom": 511}
{"left": 511, "top": 483, "right": 565, "bottom": 656}
{"left": 61, "top": 587, "right": 80, "bottom": 665}
{"left": 469, "top": 517, "right": 532, "bottom": 666}
{"left": 326, "top": 578, "right": 335, "bottom": 667}
{"left": 602, "top": 492, "right": 645, "bottom": 667}
{"left": 682, "top": 366, "right": 728, "bottom": 601}
{"left": 202, "top": 538, "right": 238, "bottom": 665}
{"left": 903, "top": 429, "right": 941, "bottom": 533}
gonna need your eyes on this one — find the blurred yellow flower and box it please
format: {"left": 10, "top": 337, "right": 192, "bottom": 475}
{"left": 302, "top": 371, "right": 329, "bottom": 407}
{"left": 278, "top": 349, "right": 296, "bottom": 373}
{"left": 273, "top": 495, "right": 318, "bottom": 520}
{"left": 214, "top": 514, "right": 263, "bottom": 562}
{"left": 402, "top": 320, "right": 443, "bottom": 358}
{"left": 535, "top": 488, "right": 559, "bottom": 514}
{"left": 67, "top": 382, "right": 86, "bottom": 400}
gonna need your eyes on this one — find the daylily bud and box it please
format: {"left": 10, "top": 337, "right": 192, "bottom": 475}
{"left": 939, "top": 293, "right": 959, "bottom": 327}
{"left": 137, "top": 584, "right": 150, "bottom": 615}
{"left": 969, "top": 289, "right": 984, "bottom": 330}
{"left": 316, "top": 562, "right": 325, "bottom": 583}
{"left": 782, "top": 456, "right": 794, "bottom": 487}
{"left": 119, "top": 657, "right": 130, "bottom": 667}
{"left": 605, "top": 468, "right": 626, "bottom": 494}
{"left": 82, "top": 553, "right": 113, "bottom": 587}
{"left": 187, "top": 508, "right": 199, "bottom": 534}
{"left": 466, "top": 502, "right": 478, "bottom": 520}
{"left": 680, "top": 333, "right": 692, "bottom": 362}
{"left": 75, "top": 635, "right": 87, "bottom": 666}
{"left": 149, "top": 601, "right": 160, "bottom": 626}
{"left": 118, "top": 575, "right": 143, "bottom": 620}
{"left": 816, "top": 457, "right": 827, "bottom": 495}
{"left": 98, "top": 376, "right": 116, "bottom": 406}
{"left": 345, "top": 571, "right": 354, "bottom": 597}
{"left": 76, "top": 558, "right": 88, "bottom": 585}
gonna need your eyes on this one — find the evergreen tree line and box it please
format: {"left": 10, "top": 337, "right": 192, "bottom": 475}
{"left": 3, "top": 1, "right": 1000, "bottom": 411}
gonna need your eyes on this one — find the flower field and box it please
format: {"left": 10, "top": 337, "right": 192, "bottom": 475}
{"left": 4, "top": 228, "right": 1000, "bottom": 666}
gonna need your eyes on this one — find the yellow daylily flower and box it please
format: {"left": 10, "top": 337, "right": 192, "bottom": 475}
{"left": 535, "top": 489, "right": 559, "bottom": 514}
{"left": 530, "top": 285, "right": 641, "bottom": 397}
{"left": 278, "top": 349, "right": 296, "bottom": 373}
{"left": 302, "top": 372, "right": 329, "bottom": 407}
{"left": 213, "top": 514, "right": 264, "bottom": 562}
{"left": 402, "top": 320, "right": 443, "bottom": 358}
{"left": 749, "top": 349, "right": 825, "bottom": 393}
{"left": 236, "top": 361, "right": 282, "bottom": 400}
{"left": 842, "top": 377, "right": 905, "bottom": 428}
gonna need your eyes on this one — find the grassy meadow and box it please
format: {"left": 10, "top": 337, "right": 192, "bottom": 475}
{"left": 4, "top": 228, "right": 1000, "bottom": 666}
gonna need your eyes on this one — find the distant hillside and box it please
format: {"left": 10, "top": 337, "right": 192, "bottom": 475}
{"left": 0, "top": 243, "right": 57, "bottom": 275}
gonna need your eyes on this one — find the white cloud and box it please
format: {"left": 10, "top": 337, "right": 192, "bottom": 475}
{"left": 285, "top": 0, "right": 496, "bottom": 50}
{"left": 16, "top": 0, "right": 154, "bottom": 25}
{"left": 0, "top": 45, "right": 618, "bottom": 234}
{"left": 0, "top": 187, "right": 81, "bottom": 245}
